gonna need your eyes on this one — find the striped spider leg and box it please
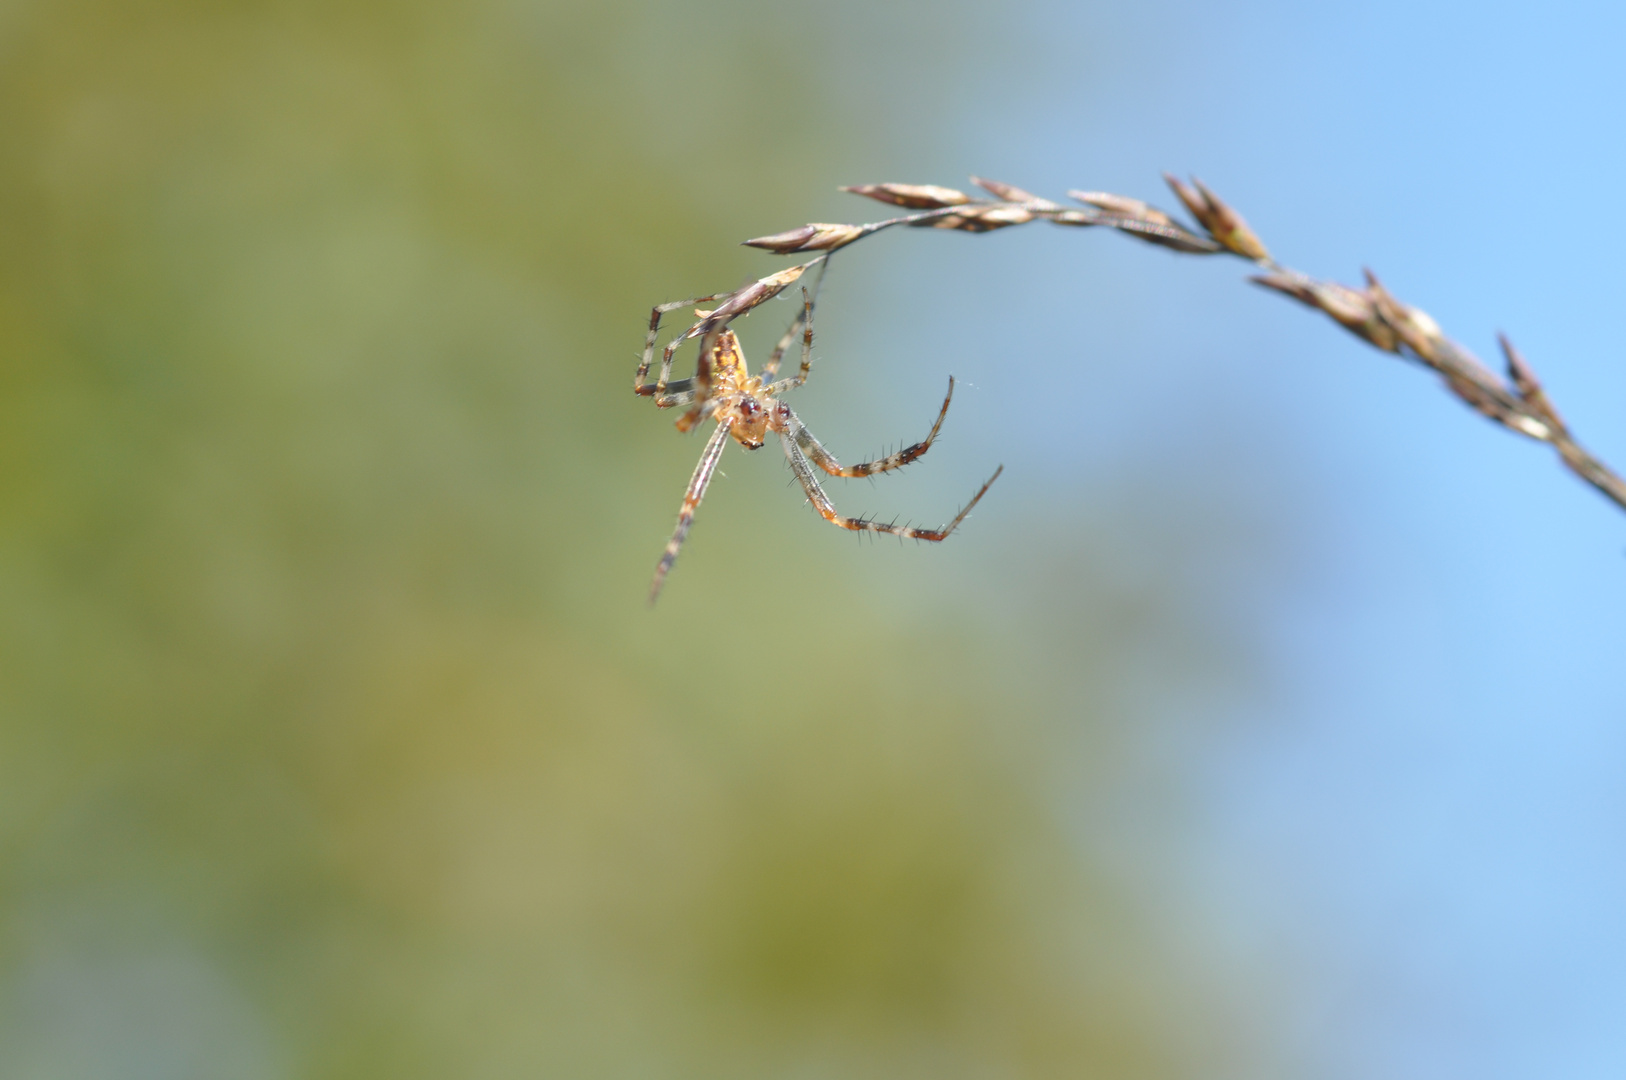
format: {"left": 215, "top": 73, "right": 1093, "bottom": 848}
{"left": 775, "top": 386, "right": 1003, "bottom": 539}
{"left": 639, "top": 260, "right": 1001, "bottom": 602}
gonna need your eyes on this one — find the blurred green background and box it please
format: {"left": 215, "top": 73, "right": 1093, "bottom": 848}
{"left": 0, "top": 1, "right": 1281, "bottom": 1077}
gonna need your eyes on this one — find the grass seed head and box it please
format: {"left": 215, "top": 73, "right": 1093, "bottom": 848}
{"left": 708, "top": 169, "right": 1626, "bottom": 517}
{"left": 1363, "top": 269, "right": 1448, "bottom": 365}
{"left": 705, "top": 261, "right": 817, "bottom": 327}
{"left": 971, "top": 176, "right": 1061, "bottom": 210}
{"left": 1164, "top": 173, "right": 1271, "bottom": 262}
{"left": 1500, "top": 333, "right": 1567, "bottom": 434}
{"left": 918, "top": 204, "right": 1036, "bottom": 232}
{"left": 1251, "top": 271, "right": 1400, "bottom": 352}
{"left": 839, "top": 183, "right": 972, "bottom": 209}
{"left": 743, "top": 223, "right": 867, "bottom": 254}
{"left": 1068, "top": 191, "right": 1178, "bottom": 229}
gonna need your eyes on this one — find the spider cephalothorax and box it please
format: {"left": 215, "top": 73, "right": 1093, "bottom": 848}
{"left": 636, "top": 258, "right": 1001, "bottom": 602}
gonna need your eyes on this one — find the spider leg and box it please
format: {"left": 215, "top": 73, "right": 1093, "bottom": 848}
{"left": 635, "top": 294, "right": 724, "bottom": 398}
{"left": 777, "top": 379, "right": 954, "bottom": 478}
{"left": 649, "top": 418, "right": 734, "bottom": 603}
{"left": 761, "top": 257, "right": 827, "bottom": 388}
{"left": 779, "top": 426, "right": 1002, "bottom": 542}
{"left": 757, "top": 292, "right": 808, "bottom": 385}
{"left": 677, "top": 332, "right": 729, "bottom": 432}
{"left": 650, "top": 378, "right": 696, "bottom": 409}
{"left": 759, "top": 288, "right": 818, "bottom": 391}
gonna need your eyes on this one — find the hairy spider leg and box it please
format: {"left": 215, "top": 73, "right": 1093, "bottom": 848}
{"left": 758, "top": 289, "right": 811, "bottom": 387}
{"left": 760, "top": 257, "right": 828, "bottom": 386}
{"left": 647, "top": 378, "right": 696, "bottom": 409}
{"left": 677, "top": 325, "right": 733, "bottom": 433}
{"left": 778, "top": 378, "right": 955, "bottom": 478}
{"left": 635, "top": 293, "right": 724, "bottom": 398}
{"left": 779, "top": 424, "right": 1002, "bottom": 541}
{"left": 760, "top": 257, "right": 829, "bottom": 383}
{"left": 649, "top": 418, "right": 734, "bottom": 604}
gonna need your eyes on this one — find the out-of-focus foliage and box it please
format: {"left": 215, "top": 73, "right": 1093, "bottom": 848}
{"left": 0, "top": 1, "right": 1277, "bottom": 1077}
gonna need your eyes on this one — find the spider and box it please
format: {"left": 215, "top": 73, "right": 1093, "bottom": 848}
{"left": 635, "top": 257, "right": 1003, "bottom": 602}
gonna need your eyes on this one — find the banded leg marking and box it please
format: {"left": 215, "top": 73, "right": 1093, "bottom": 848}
{"left": 781, "top": 378, "right": 954, "bottom": 479}
{"left": 635, "top": 294, "right": 723, "bottom": 397}
{"left": 757, "top": 292, "right": 808, "bottom": 384}
{"left": 761, "top": 288, "right": 815, "bottom": 392}
{"left": 649, "top": 419, "right": 733, "bottom": 603}
{"left": 648, "top": 377, "right": 696, "bottom": 409}
{"left": 780, "top": 429, "right": 1002, "bottom": 542}
{"left": 763, "top": 258, "right": 827, "bottom": 390}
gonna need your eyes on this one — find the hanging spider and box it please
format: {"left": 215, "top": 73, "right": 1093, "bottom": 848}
{"left": 635, "top": 257, "right": 1003, "bottom": 603}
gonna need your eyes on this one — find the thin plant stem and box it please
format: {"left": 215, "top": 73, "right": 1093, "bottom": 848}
{"left": 738, "top": 175, "right": 1626, "bottom": 514}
